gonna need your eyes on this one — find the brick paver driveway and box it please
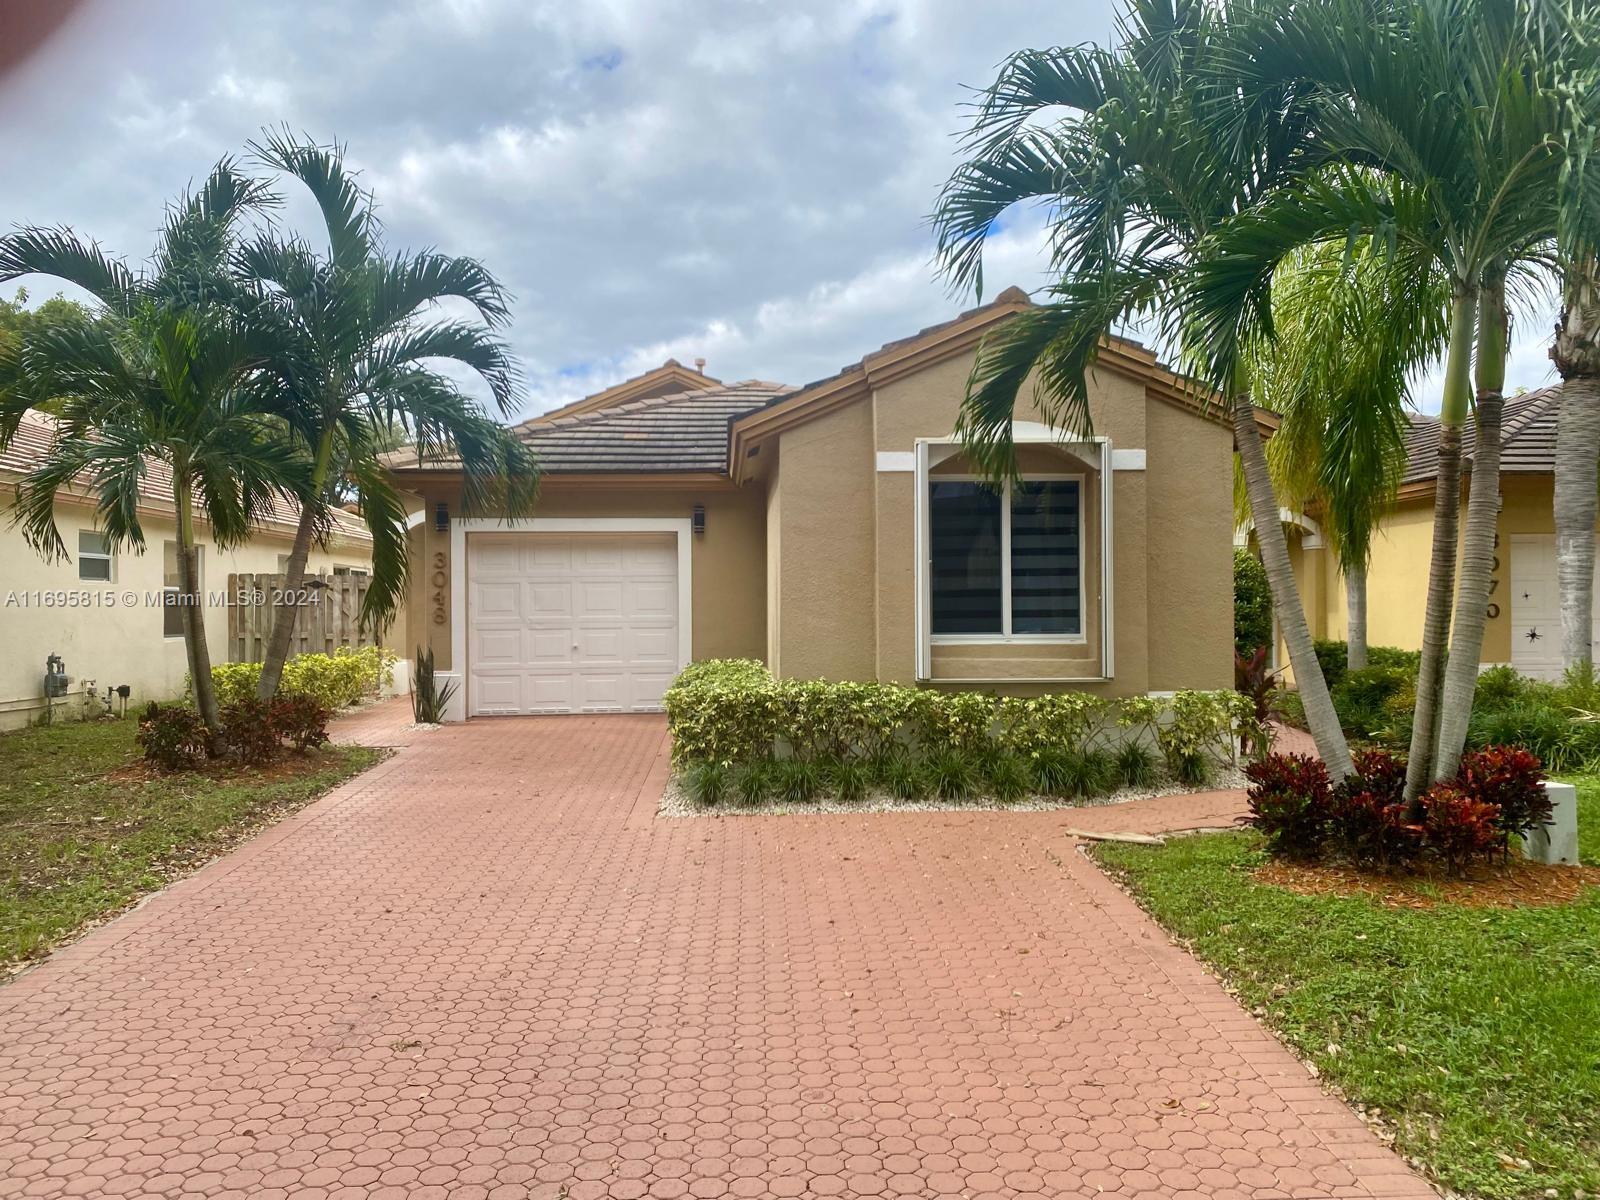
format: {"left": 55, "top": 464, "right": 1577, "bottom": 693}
{"left": 0, "top": 706, "right": 1432, "bottom": 1200}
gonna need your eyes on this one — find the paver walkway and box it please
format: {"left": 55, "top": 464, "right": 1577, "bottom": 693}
{"left": 0, "top": 704, "right": 1434, "bottom": 1200}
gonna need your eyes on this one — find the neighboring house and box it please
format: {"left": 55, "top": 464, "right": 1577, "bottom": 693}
{"left": 1269, "top": 387, "right": 1590, "bottom": 679}
{"left": 388, "top": 288, "right": 1246, "bottom": 718}
{"left": 0, "top": 411, "right": 377, "bottom": 729}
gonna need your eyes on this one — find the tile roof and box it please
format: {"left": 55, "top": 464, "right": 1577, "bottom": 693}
{"left": 1, "top": 410, "right": 372, "bottom": 542}
{"left": 514, "top": 381, "right": 792, "bottom": 474}
{"left": 1401, "top": 387, "right": 1560, "bottom": 485}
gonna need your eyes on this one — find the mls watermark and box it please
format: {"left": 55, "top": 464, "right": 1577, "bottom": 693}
{"left": 4, "top": 587, "right": 325, "bottom": 610}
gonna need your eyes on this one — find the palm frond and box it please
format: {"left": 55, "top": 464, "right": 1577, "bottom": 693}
{"left": 248, "top": 129, "right": 378, "bottom": 272}
{"left": 0, "top": 228, "right": 136, "bottom": 311}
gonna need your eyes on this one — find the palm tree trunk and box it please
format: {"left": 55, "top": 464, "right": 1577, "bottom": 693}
{"left": 1434, "top": 275, "right": 1506, "bottom": 778}
{"left": 1555, "top": 379, "right": 1600, "bottom": 669}
{"left": 255, "top": 427, "right": 336, "bottom": 701}
{"left": 1234, "top": 392, "right": 1354, "bottom": 779}
{"left": 1553, "top": 260, "right": 1600, "bottom": 672}
{"left": 1404, "top": 287, "right": 1476, "bottom": 811}
{"left": 1345, "top": 565, "right": 1368, "bottom": 671}
{"left": 175, "top": 482, "right": 223, "bottom": 737}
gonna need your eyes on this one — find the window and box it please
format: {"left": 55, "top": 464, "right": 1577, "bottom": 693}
{"left": 277, "top": 554, "right": 291, "bottom": 572}
{"left": 929, "top": 478, "right": 1081, "bottom": 638}
{"left": 162, "top": 542, "right": 203, "bottom": 639}
{"left": 77, "top": 531, "right": 113, "bottom": 582}
{"left": 332, "top": 565, "right": 367, "bottom": 577}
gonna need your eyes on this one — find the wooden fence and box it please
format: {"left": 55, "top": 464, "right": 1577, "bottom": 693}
{"left": 226, "top": 573, "right": 385, "bottom": 664}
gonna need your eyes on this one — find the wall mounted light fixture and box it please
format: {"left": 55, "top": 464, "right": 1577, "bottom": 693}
{"left": 434, "top": 501, "right": 449, "bottom": 532}
{"left": 692, "top": 504, "right": 706, "bottom": 535}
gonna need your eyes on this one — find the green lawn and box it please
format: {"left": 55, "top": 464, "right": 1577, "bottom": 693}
{"left": 1, "top": 717, "right": 379, "bottom": 976}
{"left": 1096, "top": 810, "right": 1600, "bottom": 1199}
{"left": 1562, "top": 772, "right": 1600, "bottom": 864}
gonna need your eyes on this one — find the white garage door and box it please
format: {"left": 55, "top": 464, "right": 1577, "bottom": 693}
{"left": 1509, "top": 532, "right": 1600, "bottom": 679}
{"left": 467, "top": 533, "right": 680, "bottom": 715}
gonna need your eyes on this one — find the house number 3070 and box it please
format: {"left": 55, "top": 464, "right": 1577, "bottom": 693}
{"left": 431, "top": 551, "right": 448, "bottom": 625}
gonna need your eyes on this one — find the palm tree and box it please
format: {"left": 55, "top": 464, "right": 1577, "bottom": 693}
{"left": 1185, "top": 0, "right": 1576, "bottom": 800}
{"left": 235, "top": 132, "right": 541, "bottom": 702}
{"left": 933, "top": 0, "right": 1356, "bottom": 778}
{"left": 1244, "top": 240, "right": 1446, "bottom": 672}
{"left": 0, "top": 164, "right": 304, "bottom": 737}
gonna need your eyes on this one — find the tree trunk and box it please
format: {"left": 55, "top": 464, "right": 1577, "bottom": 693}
{"left": 1345, "top": 566, "right": 1368, "bottom": 671}
{"left": 1404, "top": 287, "right": 1476, "bottom": 811}
{"left": 1554, "top": 378, "right": 1600, "bottom": 670}
{"left": 1552, "top": 259, "right": 1600, "bottom": 673}
{"left": 1434, "top": 275, "right": 1506, "bottom": 779}
{"left": 175, "top": 482, "right": 223, "bottom": 738}
{"left": 255, "top": 428, "right": 336, "bottom": 701}
{"left": 1234, "top": 392, "right": 1354, "bottom": 779}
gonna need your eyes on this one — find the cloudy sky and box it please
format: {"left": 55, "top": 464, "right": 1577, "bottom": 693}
{"left": 0, "top": 0, "right": 1560, "bottom": 419}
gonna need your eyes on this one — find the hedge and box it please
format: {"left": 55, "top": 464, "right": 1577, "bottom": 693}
{"left": 663, "top": 659, "right": 1259, "bottom": 778}
{"left": 210, "top": 645, "right": 397, "bottom": 710}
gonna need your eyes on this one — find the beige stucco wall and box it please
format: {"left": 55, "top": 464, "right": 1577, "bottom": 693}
{"left": 0, "top": 498, "right": 372, "bottom": 730}
{"left": 407, "top": 482, "right": 768, "bottom": 673}
{"left": 398, "top": 345, "right": 1235, "bottom": 700}
{"left": 1281, "top": 474, "right": 1570, "bottom": 669}
{"left": 771, "top": 351, "right": 1231, "bottom": 695}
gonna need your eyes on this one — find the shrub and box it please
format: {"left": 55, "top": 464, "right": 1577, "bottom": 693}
{"left": 1233, "top": 548, "right": 1273, "bottom": 656}
{"left": 1332, "top": 666, "right": 1412, "bottom": 740}
{"left": 1274, "top": 687, "right": 1308, "bottom": 731}
{"left": 212, "top": 645, "right": 397, "bottom": 710}
{"left": 1245, "top": 753, "right": 1331, "bottom": 858}
{"left": 1114, "top": 741, "right": 1159, "bottom": 789}
{"left": 1314, "top": 640, "right": 1420, "bottom": 693}
{"left": 982, "top": 752, "right": 1033, "bottom": 804}
{"left": 1453, "top": 746, "right": 1550, "bottom": 845}
{"left": 874, "top": 750, "right": 923, "bottom": 800}
{"left": 1467, "top": 701, "right": 1582, "bottom": 771}
{"left": 731, "top": 761, "right": 773, "bottom": 807}
{"left": 271, "top": 695, "right": 331, "bottom": 752}
{"left": 911, "top": 691, "right": 997, "bottom": 755}
{"left": 1062, "top": 748, "right": 1117, "bottom": 798}
{"left": 683, "top": 761, "right": 729, "bottom": 807}
{"left": 664, "top": 660, "right": 778, "bottom": 768}
{"left": 1327, "top": 785, "right": 1424, "bottom": 869}
{"left": 222, "top": 698, "right": 281, "bottom": 766}
{"left": 822, "top": 756, "right": 871, "bottom": 802}
{"left": 1421, "top": 783, "right": 1502, "bottom": 874}
{"left": 1030, "top": 746, "right": 1073, "bottom": 796}
{"left": 923, "top": 748, "right": 977, "bottom": 800}
{"left": 1350, "top": 748, "right": 1407, "bottom": 805}
{"left": 136, "top": 702, "right": 209, "bottom": 769}
{"left": 771, "top": 758, "right": 822, "bottom": 804}
{"left": 1159, "top": 690, "right": 1253, "bottom": 779}
{"left": 1473, "top": 664, "right": 1528, "bottom": 710}
{"left": 1233, "top": 647, "right": 1280, "bottom": 759}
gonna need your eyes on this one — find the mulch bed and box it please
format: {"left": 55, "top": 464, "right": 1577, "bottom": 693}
{"left": 1255, "top": 856, "right": 1600, "bottom": 910}
{"left": 105, "top": 750, "right": 345, "bottom": 785}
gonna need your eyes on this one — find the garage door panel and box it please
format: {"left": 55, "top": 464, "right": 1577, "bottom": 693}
{"left": 468, "top": 531, "right": 680, "bottom": 716}
{"left": 528, "top": 581, "right": 573, "bottom": 617}
{"left": 474, "top": 628, "right": 524, "bottom": 666}
{"left": 473, "top": 674, "right": 524, "bottom": 715}
{"left": 630, "top": 626, "right": 677, "bottom": 662}
{"left": 527, "top": 629, "right": 575, "bottom": 663}
{"left": 474, "top": 581, "right": 523, "bottom": 620}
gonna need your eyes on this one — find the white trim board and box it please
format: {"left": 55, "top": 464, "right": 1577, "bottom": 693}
{"left": 449, "top": 517, "right": 694, "bottom": 719}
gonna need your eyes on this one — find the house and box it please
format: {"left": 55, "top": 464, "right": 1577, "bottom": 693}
{"left": 0, "top": 411, "right": 379, "bottom": 729}
{"left": 388, "top": 288, "right": 1242, "bottom": 718}
{"left": 1270, "top": 387, "right": 1591, "bottom": 679}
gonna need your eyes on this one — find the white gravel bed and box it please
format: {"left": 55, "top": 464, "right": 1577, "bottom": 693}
{"left": 658, "top": 766, "right": 1246, "bottom": 818}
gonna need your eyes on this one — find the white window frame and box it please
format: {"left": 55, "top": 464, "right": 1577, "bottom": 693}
{"left": 913, "top": 424, "right": 1116, "bottom": 682}
{"left": 77, "top": 530, "right": 114, "bottom": 582}
{"left": 927, "top": 473, "right": 1086, "bottom": 645}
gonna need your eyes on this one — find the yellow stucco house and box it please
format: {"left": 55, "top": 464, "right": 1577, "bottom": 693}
{"left": 388, "top": 289, "right": 1245, "bottom": 719}
{"left": 1268, "top": 387, "right": 1586, "bottom": 679}
{"left": 0, "top": 411, "right": 379, "bottom": 729}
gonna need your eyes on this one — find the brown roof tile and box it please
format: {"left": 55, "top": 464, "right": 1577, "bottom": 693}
{"left": 1401, "top": 387, "right": 1561, "bottom": 485}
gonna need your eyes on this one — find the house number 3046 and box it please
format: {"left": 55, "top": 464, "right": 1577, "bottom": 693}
{"left": 431, "top": 551, "right": 448, "bottom": 625}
